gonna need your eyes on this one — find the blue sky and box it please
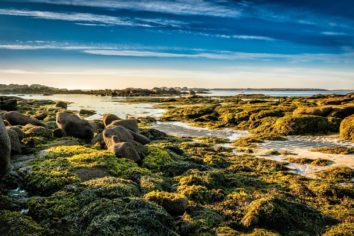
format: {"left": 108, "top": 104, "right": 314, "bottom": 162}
{"left": 0, "top": 0, "right": 353, "bottom": 89}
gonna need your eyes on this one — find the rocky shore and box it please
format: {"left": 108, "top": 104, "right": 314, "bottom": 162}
{"left": 0, "top": 93, "right": 353, "bottom": 235}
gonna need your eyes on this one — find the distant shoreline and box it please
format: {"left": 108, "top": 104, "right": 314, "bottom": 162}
{"left": 208, "top": 88, "right": 352, "bottom": 91}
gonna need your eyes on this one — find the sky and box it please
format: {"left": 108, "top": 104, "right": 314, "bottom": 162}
{"left": 0, "top": 0, "right": 353, "bottom": 89}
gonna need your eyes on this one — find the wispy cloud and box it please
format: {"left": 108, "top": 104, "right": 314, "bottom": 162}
{"left": 25, "top": 0, "right": 240, "bottom": 18}
{"left": 0, "top": 8, "right": 186, "bottom": 28}
{"left": 0, "top": 9, "right": 138, "bottom": 26}
{"left": 84, "top": 49, "right": 354, "bottom": 64}
{"left": 1, "top": 42, "right": 353, "bottom": 64}
{"left": 321, "top": 31, "right": 348, "bottom": 36}
{"left": 197, "top": 32, "right": 275, "bottom": 41}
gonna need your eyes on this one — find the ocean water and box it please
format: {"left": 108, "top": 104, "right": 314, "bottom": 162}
{"left": 204, "top": 89, "right": 353, "bottom": 97}
{"left": 2, "top": 94, "right": 165, "bottom": 118}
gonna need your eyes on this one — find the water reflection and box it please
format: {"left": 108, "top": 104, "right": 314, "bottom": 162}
{"left": 6, "top": 94, "right": 165, "bottom": 118}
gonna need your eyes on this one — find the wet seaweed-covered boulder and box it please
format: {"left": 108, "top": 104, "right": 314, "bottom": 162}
{"left": 0, "top": 97, "right": 17, "bottom": 111}
{"left": 140, "top": 128, "right": 168, "bottom": 141}
{"left": 6, "top": 127, "right": 22, "bottom": 155}
{"left": 273, "top": 115, "right": 330, "bottom": 135}
{"left": 339, "top": 114, "right": 354, "bottom": 141}
{"left": 56, "top": 112, "right": 94, "bottom": 141}
{"left": 144, "top": 191, "right": 188, "bottom": 216}
{"left": 28, "top": 187, "right": 177, "bottom": 235}
{"left": 102, "top": 113, "right": 120, "bottom": 126}
{"left": 33, "top": 112, "right": 48, "bottom": 121}
{"left": 24, "top": 125, "right": 52, "bottom": 138}
{"left": 4, "top": 111, "right": 45, "bottom": 127}
{"left": 79, "top": 109, "right": 96, "bottom": 116}
{"left": 293, "top": 106, "right": 333, "bottom": 117}
{"left": 0, "top": 210, "right": 44, "bottom": 235}
{"left": 55, "top": 101, "right": 67, "bottom": 109}
{"left": 241, "top": 196, "right": 329, "bottom": 234}
{"left": 0, "top": 117, "right": 11, "bottom": 178}
{"left": 330, "top": 105, "right": 354, "bottom": 119}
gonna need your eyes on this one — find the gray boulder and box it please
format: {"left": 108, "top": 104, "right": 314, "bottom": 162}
{"left": 110, "top": 119, "right": 139, "bottom": 133}
{"left": 0, "top": 117, "right": 11, "bottom": 178}
{"left": 56, "top": 112, "right": 94, "bottom": 141}
{"left": 110, "top": 142, "right": 141, "bottom": 162}
{"left": 103, "top": 125, "right": 142, "bottom": 161}
{"left": 129, "top": 130, "right": 151, "bottom": 145}
{"left": 7, "top": 126, "right": 25, "bottom": 140}
{"left": 4, "top": 111, "right": 45, "bottom": 126}
{"left": 92, "top": 132, "right": 106, "bottom": 149}
{"left": 103, "top": 114, "right": 120, "bottom": 126}
{"left": 103, "top": 125, "right": 134, "bottom": 146}
{"left": 6, "top": 127, "right": 22, "bottom": 154}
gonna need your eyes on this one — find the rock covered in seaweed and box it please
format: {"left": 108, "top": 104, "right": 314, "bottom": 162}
{"left": 0, "top": 96, "right": 17, "bottom": 111}
{"left": 339, "top": 114, "right": 354, "bottom": 141}
{"left": 55, "top": 101, "right": 67, "bottom": 109}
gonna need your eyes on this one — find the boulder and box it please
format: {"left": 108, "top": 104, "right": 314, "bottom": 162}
{"left": 103, "top": 114, "right": 120, "bottom": 126}
{"left": 339, "top": 115, "right": 354, "bottom": 141}
{"left": 331, "top": 105, "right": 354, "bottom": 119}
{"left": 0, "top": 117, "right": 11, "bottom": 178}
{"left": 110, "top": 119, "right": 139, "bottom": 133}
{"left": 55, "top": 101, "right": 67, "bottom": 109}
{"left": 6, "top": 128, "right": 22, "bottom": 155}
{"left": 144, "top": 191, "right": 188, "bottom": 216}
{"left": 0, "top": 97, "right": 17, "bottom": 111}
{"left": 91, "top": 133, "right": 106, "bottom": 149}
{"left": 103, "top": 125, "right": 134, "bottom": 147}
{"left": 4, "top": 111, "right": 44, "bottom": 127}
{"left": 24, "top": 125, "right": 52, "bottom": 138}
{"left": 6, "top": 126, "right": 25, "bottom": 140}
{"left": 33, "top": 112, "right": 48, "bottom": 120}
{"left": 110, "top": 142, "right": 141, "bottom": 162}
{"left": 53, "top": 128, "right": 65, "bottom": 138}
{"left": 79, "top": 109, "right": 96, "bottom": 116}
{"left": 129, "top": 130, "right": 151, "bottom": 145}
{"left": 103, "top": 126, "right": 143, "bottom": 161}
{"left": 56, "top": 112, "right": 94, "bottom": 141}
{"left": 273, "top": 115, "right": 330, "bottom": 135}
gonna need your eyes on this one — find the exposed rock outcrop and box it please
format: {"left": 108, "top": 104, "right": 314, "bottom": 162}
{"left": 55, "top": 101, "right": 67, "bottom": 109}
{"left": 102, "top": 118, "right": 150, "bottom": 162}
{"left": 103, "top": 114, "right": 120, "bottom": 126}
{"left": 0, "top": 117, "right": 11, "bottom": 178}
{"left": 0, "top": 97, "right": 17, "bottom": 111}
{"left": 340, "top": 115, "right": 354, "bottom": 141}
{"left": 56, "top": 112, "right": 94, "bottom": 141}
{"left": 4, "top": 111, "right": 45, "bottom": 127}
{"left": 110, "top": 119, "right": 139, "bottom": 133}
{"left": 6, "top": 127, "right": 22, "bottom": 155}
